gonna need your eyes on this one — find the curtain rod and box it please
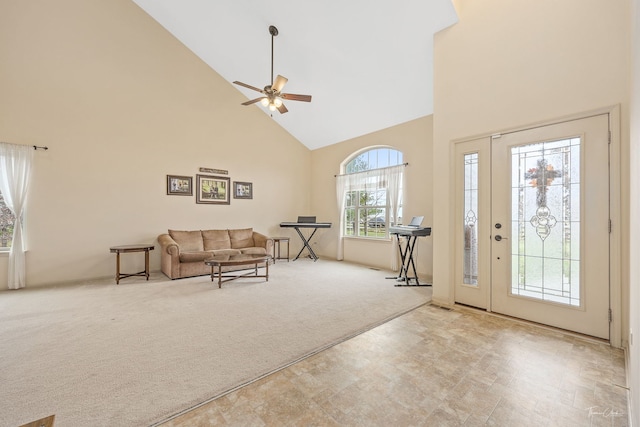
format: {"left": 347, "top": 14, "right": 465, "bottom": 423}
{"left": 334, "top": 162, "right": 408, "bottom": 177}
{"left": 1, "top": 142, "right": 49, "bottom": 150}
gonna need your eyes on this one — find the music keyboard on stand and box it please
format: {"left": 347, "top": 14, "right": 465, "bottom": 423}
{"left": 389, "top": 225, "right": 432, "bottom": 237}
{"left": 280, "top": 221, "right": 331, "bottom": 261}
{"left": 388, "top": 225, "right": 432, "bottom": 286}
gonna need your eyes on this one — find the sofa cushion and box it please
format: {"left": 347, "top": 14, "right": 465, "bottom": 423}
{"left": 240, "top": 247, "right": 268, "bottom": 255}
{"left": 202, "top": 229, "right": 231, "bottom": 250}
{"left": 179, "top": 249, "right": 242, "bottom": 263}
{"left": 179, "top": 250, "right": 215, "bottom": 263}
{"left": 169, "top": 230, "right": 204, "bottom": 252}
{"left": 229, "top": 228, "right": 254, "bottom": 249}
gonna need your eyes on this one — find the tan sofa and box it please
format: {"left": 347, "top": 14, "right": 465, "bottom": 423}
{"left": 158, "top": 228, "right": 273, "bottom": 279}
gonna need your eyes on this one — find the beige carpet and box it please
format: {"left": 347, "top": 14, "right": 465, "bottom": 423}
{"left": 0, "top": 259, "right": 431, "bottom": 427}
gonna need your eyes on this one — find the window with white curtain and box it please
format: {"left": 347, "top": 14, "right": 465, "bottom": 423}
{"left": 339, "top": 148, "right": 404, "bottom": 239}
{"left": 0, "top": 142, "right": 34, "bottom": 289}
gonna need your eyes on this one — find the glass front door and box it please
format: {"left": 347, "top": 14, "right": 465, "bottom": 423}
{"left": 455, "top": 114, "right": 610, "bottom": 339}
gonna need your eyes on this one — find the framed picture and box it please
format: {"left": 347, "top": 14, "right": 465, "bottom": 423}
{"left": 233, "top": 181, "right": 253, "bottom": 199}
{"left": 166, "top": 175, "right": 193, "bottom": 196}
{"left": 196, "top": 174, "right": 230, "bottom": 204}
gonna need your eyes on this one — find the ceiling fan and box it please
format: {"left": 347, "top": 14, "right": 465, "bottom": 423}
{"left": 233, "top": 25, "right": 312, "bottom": 114}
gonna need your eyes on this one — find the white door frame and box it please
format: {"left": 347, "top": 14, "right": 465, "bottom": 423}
{"left": 450, "top": 105, "right": 622, "bottom": 347}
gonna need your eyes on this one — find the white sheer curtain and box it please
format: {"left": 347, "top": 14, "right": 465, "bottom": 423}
{"left": 335, "top": 164, "right": 404, "bottom": 267}
{"left": 335, "top": 174, "right": 349, "bottom": 260}
{"left": 0, "top": 143, "right": 34, "bottom": 289}
{"left": 385, "top": 165, "right": 404, "bottom": 271}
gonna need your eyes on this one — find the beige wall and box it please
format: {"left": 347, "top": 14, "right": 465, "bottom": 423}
{"left": 0, "top": 0, "right": 311, "bottom": 288}
{"left": 310, "top": 116, "right": 434, "bottom": 279}
{"left": 629, "top": 0, "right": 639, "bottom": 424}
{"left": 433, "top": 0, "right": 630, "bottom": 336}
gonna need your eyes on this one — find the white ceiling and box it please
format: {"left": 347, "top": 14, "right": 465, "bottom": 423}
{"left": 131, "top": 0, "right": 458, "bottom": 150}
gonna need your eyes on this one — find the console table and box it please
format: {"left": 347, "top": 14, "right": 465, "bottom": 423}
{"left": 109, "top": 244, "right": 154, "bottom": 284}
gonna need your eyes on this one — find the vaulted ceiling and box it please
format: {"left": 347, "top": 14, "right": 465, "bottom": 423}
{"left": 131, "top": 0, "right": 458, "bottom": 150}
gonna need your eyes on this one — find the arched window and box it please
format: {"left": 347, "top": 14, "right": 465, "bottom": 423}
{"left": 344, "top": 147, "right": 404, "bottom": 174}
{"left": 337, "top": 147, "right": 404, "bottom": 242}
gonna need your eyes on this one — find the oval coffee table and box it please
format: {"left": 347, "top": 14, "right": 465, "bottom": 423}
{"left": 204, "top": 254, "right": 270, "bottom": 288}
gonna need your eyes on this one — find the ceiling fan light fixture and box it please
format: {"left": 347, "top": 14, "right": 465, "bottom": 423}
{"left": 233, "top": 25, "right": 312, "bottom": 115}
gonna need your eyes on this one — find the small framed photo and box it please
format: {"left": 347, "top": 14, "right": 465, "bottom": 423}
{"left": 196, "top": 174, "right": 230, "bottom": 204}
{"left": 233, "top": 181, "right": 253, "bottom": 199}
{"left": 166, "top": 175, "right": 193, "bottom": 196}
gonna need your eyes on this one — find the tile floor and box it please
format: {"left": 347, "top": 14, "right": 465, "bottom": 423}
{"left": 160, "top": 304, "right": 629, "bottom": 426}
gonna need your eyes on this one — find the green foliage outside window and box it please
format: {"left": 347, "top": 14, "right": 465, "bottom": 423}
{"left": 0, "top": 193, "right": 14, "bottom": 248}
{"left": 345, "top": 189, "right": 387, "bottom": 238}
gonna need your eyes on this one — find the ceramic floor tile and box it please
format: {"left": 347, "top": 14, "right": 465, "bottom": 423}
{"left": 160, "top": 304, "right": 629, "bottom": 426}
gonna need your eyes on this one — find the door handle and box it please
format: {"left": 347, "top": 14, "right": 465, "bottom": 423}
{"left": 494, "top": 235, "right": 509, "bottom": 241}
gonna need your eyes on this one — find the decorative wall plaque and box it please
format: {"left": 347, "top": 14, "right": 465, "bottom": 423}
{"left": 199, "top": 167, "right": 228, "bottom": 175}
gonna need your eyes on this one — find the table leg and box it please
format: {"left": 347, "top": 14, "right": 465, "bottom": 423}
{"left": 266, "top": 260, "right": 269, "bottom": 281}
{"left": 115, "top": 252, "right": 121, "bottom": 285}
{"left": 218, "top": 265, "right": 222, "bottom": 288}
{"left": 274, "top": 241, "right": 279, "bottom": 263}
{"left": 144, "top": 249, "right": 150, "bottom": 280}
{"left": 286, "top": 239, "right": 289, "bottom": 261}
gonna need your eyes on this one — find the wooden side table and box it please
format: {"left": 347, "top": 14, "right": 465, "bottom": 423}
{"left": 272, "top": 237, "right": 290, "bottom": 262}
{"left": 109, "top": 244, "right": 154, "bottom": 284}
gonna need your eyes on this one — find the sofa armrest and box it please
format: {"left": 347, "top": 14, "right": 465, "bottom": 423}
{"left": 252, "top": 232, "right": 274, "bottom": 257}
{"left": 158, "top": 234, "right": 179, "bottom": 255}
{"left": 158, "top": 233, "right": 181, "bottom": 279}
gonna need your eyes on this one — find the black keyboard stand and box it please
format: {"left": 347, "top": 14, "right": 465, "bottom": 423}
{"left": 292, "top": 226, "right": 320, "bottom": 261}
{"left": 279, "top": 222, "right": 332, "bottom": 262}
{"left": 387, "top": 233, "right": 431, "bottom": 287}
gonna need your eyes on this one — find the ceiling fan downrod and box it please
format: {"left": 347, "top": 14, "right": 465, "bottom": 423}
{"left": 269, "top": 25, "right": 278, "bottom": 90}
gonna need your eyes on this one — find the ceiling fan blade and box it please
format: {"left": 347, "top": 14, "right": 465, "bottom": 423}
{"left": 272, "top": 75, "right": 288, "bottom": 92}
{"left": 277, "top": 103, "right": 288, "bottom": 114}
{"left": 281, "top": 93, "right": 312, "bottom": 102}
{"left": 233, "top": 81, "right": 264, "bottom": 93}
{"left": 242, "top": 97, "right": 265, "bottom": 106}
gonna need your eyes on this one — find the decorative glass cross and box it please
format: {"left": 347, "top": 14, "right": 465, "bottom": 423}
{"left": 524, "top": 159, "right": 562, "bottom": 207}
{"left": 524, "top": 158, "right": 562, "bottom": 240}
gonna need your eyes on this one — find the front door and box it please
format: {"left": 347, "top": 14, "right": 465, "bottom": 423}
{"left": 455, "top": 114, "right": 611, "bottom": 339}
